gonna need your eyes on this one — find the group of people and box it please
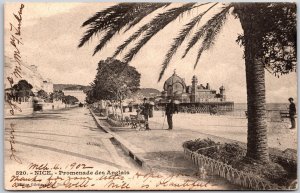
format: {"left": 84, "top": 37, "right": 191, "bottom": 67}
{"left": 139, "top": 97, "right": 178, "bottom": 130}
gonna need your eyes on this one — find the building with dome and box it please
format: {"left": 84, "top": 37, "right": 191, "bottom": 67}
{"left": 159, "top": 71, "right": 234, "bottom": 112}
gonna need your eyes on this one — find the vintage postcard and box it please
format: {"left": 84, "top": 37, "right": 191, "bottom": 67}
{"left": 4, "top": 2, "right": 297, "bottom": 190}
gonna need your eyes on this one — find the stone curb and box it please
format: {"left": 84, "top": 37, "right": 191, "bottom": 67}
{"left": 89, "top": 108, "right": 151, "bottom": 171}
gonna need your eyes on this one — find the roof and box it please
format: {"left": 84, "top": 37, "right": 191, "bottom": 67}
{"left": 220, "top": 85, "right": 225, "bottom": 90}
{"left": 163, "top": 71, "right": 186, "bottom": 91}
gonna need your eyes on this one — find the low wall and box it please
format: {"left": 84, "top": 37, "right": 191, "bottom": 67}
{"left": 43, "top": 102, "right": 66, "bottom": 110}
{"left": 4, "top": 101, "right": 74, "bottom": 117}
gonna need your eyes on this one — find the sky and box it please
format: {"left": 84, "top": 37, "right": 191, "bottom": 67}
{"left": 4, "top": 2, "right": 297, "bottom": 103}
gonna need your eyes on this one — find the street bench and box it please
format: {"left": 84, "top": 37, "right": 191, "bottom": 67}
{"left": 129, "top": 115, "right": 146, "bottom": 130}
{"left": 280, "top": 111, "right": 297, "bottom": 121}
{"left": 245, "top": 110, "right": 297, "bottom": 121}
{"left": 123, "top": 116, "right": 131, "bottom": 126}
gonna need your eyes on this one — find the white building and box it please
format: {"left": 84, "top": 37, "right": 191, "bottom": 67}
{"left": 42, "top": 79, "right": 54, "bottom": 94}
{"left": 62, "top": 89, "right": 86, "bottom": 103}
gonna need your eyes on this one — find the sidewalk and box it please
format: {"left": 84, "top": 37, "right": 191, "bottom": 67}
{"left": 112, "top": 127, "right": 245, "bottom": 170}
{"left": 5, "top": 106, "right": 79, "bottom": 119}
{"left": 90, "top": 108, "right": 299, "bottom": 189}
{"left": 90, "top": 109, "right": 241, "bottom": 190}
{"left": 123, "top": 110, "right": 297, "bottom": 151}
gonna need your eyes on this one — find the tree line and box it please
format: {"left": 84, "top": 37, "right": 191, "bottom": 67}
{"left": 6, "top": 79, "right": 79, "bottom": 105}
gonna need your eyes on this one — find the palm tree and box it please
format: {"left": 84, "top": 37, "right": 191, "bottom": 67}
{"left": 79, "top": 3, "right": 296, "bottom": 163}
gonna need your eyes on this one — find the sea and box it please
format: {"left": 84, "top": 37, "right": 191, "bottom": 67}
{"left": 234, "top": 103, "right": 291, "bottom": 111}
{"left": 226, "top": 103, "right": 294, "bottom": 119}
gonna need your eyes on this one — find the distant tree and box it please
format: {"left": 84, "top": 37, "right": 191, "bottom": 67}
{"left": 63, "top": 95, "right": 79, "bottom": 105}
{"left": 85, "top": 84, "right": 98, "bottom": 104}
{"left": 89, "top": 58, "right": 141, "bottom": 121}
{"left": 12, "top": 80, "right": 33, "bottom": 98}
{"left": 50, "top": 90, "right": 65, "bottom": 102}
{"left": 37, "top": 89, "right": 49, "bottom": 100}
{"left": 92, "top": 58, "right": 141, "bottom": 102}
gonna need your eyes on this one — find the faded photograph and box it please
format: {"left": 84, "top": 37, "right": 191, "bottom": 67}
{"left": 4, "top": 2, "right": 297, "bottom": 190}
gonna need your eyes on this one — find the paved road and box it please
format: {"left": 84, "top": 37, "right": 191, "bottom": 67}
{"left": 5, "top": 107, "right": 140, "bottom": 178}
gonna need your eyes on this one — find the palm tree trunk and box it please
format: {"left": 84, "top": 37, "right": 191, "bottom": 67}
{"left": 236, "top": 4, "right": 269, "bottom": 163}
{"left": 244, "top": 55, "right": 269, "bottom": 163}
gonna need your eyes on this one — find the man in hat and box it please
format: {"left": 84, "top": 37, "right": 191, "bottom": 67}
{"left": 141, "top": 98, "right": 151, "bottom": 130}
{"left": 165, "top": 98, "right": 178, "bottom": 130}
{"left": 288, "top": 97, "right": 296, "bottom": 129}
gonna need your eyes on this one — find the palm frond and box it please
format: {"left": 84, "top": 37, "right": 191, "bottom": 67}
{"left": 193, "top": 5, "right": 232, "bottom": 69}
{"left": 183, "top": 4, "right": 232, "bottom": 59}
{"left": 112, "top": 25, "right": 148, "bottom": 58}
{"left": 79, "top": 3, "right": 135, "bottom": 48}
{"left": 123, "top": 3, "right": 199, "bottom": 63}
{"left": 93, "top": 30, "right": 115, "bottom": 55}
{"left": 79, "top": 3, "right": 168, "bottom": 50}
{"left": 112, "top": 3, "right": 210, "bottom": 58}
{"left": 81, "top": 3, "right": 124, "bottom": 27}
{"left": 78, "top": 27, "right": 101, "bottom": 48}
{"left": 158, "top": 3, "right": 218, "bottom": 81}
{"left": 124, "top": 3, "right": 171, "bottom": 32}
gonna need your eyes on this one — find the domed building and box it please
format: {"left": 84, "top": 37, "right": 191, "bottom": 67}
{"left": 161, "top": 71, "right": 227, "bottom": 102}
{"left": 160, "top": 71, "right": 234, "bottom": 112}
{"left": 162, "top": 71, "right": 187, "bottom": 99}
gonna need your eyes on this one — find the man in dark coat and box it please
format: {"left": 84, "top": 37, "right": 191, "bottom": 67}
{"left": 165, "top": 99, "right": 178, "bottom": 130}
{"left": 141, "top": 98, "right": 151, "bottom": 130}
{"left": 289, "top": 97, "right": 296, "bottom": 129}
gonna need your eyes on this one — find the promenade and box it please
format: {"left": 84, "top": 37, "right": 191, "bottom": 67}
{"left": 121, "top": 110, "right": 297, "bottom": 150}
{"left": 90, "top": 108, "right": 298, "bottom": 189}
{"left": 91, "top": 112, "right": 240, "bottom": 189}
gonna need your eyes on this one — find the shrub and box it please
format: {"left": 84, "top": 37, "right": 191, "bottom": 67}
{"left": 185, "top": 138, "right": 297, "bottom": 187}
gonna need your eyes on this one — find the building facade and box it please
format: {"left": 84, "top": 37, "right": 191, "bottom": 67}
{"left": 42, "top": 80, "right": 54, "bottom": 94}
{"left": 161, "top": 71, "right": 227, "bottom": 103}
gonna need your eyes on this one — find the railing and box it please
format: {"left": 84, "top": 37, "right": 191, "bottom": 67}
{"left": 174, "top": 108, "right": 293, "bottom": 122}
{"left": 182, "top": 143, "right": 290, "bottom": 190}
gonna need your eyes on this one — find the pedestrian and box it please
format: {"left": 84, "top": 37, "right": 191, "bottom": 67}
{"left": 165, "top": 98, "right": 178, "bottom": 130}
{"left": 107, "top": 105, "right": 113, "bottom": 115}
{"left": 288, "top": 97, "right": 296, "bottom": 129}
{"left": 116, "top": 106, "right": 122, "bottom": 120}
{"left": 140, "top": 98, "right": 151, "bottom": 130}
{"left": 149, "top": 101, "right": 154, "bottom": 118}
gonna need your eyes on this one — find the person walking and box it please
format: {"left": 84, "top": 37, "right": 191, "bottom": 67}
{"left": 141, "top": 98, "right": 151, "bottom": 130}
{"left": 165, "top": 98, "right": 178, "bottom": 130}
{"left": 289, "top": 97, "right": 296, "bottom": 129}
